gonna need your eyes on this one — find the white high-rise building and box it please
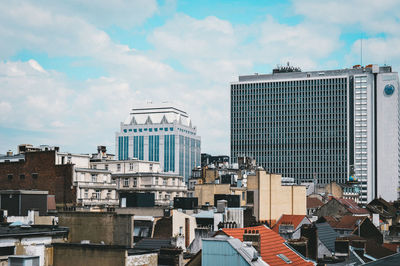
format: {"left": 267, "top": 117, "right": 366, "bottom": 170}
{"left": 116, "top": 104, "right": 201, "bottom": 182}
{"left": 231, "top": 64, "right": 400, "bottom": 203}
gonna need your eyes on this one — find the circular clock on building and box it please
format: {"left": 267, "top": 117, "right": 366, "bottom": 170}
{"left": 384, "top": 84, "right": 395, "bottom": 96}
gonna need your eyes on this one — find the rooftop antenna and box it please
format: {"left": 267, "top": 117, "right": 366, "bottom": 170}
{"left": 360, "top": 35, "right": 363, "bottom": 66}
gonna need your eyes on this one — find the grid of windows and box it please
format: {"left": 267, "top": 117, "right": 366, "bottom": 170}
{"left": 179, "top": 136, "right": 184, "bottom": 177}
{"left": 149, "top": 135, "right": 154, "bottom": 161}
{"left": 170, "top": 135, "right": 175, "bottom": 171}
{"left": 155, "top": 135, "right": 159, "bottom": 161}
{"left": 231, "top": 78, "right": 348, "bottom": 184}
{"left": 164, "top": 135, "right": 169, "bottom": 172}
{"left": 139, "top": 136, "right": 144, "bottom": 160}
{"left": 354, "top": 76, "right": 368, "bottom": 201}
{"left": 118, "top": 136, "right": 129, "bottom": 160}
{"left": 185, "top": 136, "right": 190, "bottom": 181}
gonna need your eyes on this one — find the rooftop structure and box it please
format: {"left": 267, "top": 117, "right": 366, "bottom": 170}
{"left": 116, "top": 103, "right": 201, "bottom": 182}
{"left": 202, "top": 235, "right": 268, "bottom": 266}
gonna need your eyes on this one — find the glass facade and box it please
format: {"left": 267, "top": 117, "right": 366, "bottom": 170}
{"left": 231, "top": 77, "right": 348, "bottom": 184}
{"left": 116, "top": 107, "right": 201, "bottom": 183}
{"left": 139, "top": 136, "right": 144, "bottom": 160}
{"left": 118, "top": 136, "right": 129, "bottom": 160}
{"left": 179, "top": 135, "right": 184, "bottom": 177}
{"left": 164, "top": 135, "right": 169, "bottom": 172}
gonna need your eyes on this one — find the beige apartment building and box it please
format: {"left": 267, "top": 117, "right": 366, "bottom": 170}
{"left": 194, "top": 169, "right": 306, "bottom": 224}
{"left": 247, "top": 170, "right": 306, "bottom": 224}
{"left": 74, "top": 168, "right": 118, "bottom": 207}
{"left": 91, "top": 159, "right": 187, "bottom": 206}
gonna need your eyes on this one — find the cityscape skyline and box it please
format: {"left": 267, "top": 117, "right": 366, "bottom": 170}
{"left": 1, "top": 0, "right": 400, "bottom": 156}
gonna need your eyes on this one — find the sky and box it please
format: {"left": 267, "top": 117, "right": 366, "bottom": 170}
{"left": 1, "top": 0, "right": 400, "bottom": 156}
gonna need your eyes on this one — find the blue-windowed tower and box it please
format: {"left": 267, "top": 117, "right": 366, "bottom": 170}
{"left": 116, "top": 104, "right": 201, "bottom": 183}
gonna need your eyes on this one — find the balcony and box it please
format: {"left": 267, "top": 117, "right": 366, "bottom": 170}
{"left": 76, "top": 181, "right": 117, "bottom": 189}
{"left": 78, "top": 198, "right": 119, "bottom": 206}
{"left": 118, "top": 185, "right": 187, "bottom": 193}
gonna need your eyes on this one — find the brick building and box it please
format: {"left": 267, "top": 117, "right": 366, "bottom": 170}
{"left": 0, "top": 150, "right": 75, "bottom": 207}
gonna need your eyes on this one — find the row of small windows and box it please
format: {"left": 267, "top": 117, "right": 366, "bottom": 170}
{"left": 122, "top": 127, "right": 196, "bottom": 135}
{"left": 231, "top": 78, "right": 347, "bottom": 91}
{"left": 7, "top": 173, "right": 38, "bottom": 180}
{"left": 123, "top": 127, "right": 174, "bottom": 133}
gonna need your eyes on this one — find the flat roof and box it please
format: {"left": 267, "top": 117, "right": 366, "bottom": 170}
{"left": 75, "top": 168, "right": 111, "bottom": 174}
{"left": 0, "top": 225, "right": 68, "bottom": 238}
{"left": 0, "top": 190, "right": 48, "bottom": 195}
{"left": 235, "top": 66, "right": 394, "bottom": 83}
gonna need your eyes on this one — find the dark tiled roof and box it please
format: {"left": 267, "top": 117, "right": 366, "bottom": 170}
{"left": 331, "top": 215, "right": 366, "bottom": 230}
{"left": 334, "top": 248, "right": 365, "bottom": 266}
{"left": 337, "top": 198, "right": 370, "bottom": 215}
{"left": 0, "top": 225, "right": 68, "bottom": 238}
{"left": 365, "top": 240, "right": 396, "bottom": 259}
{"left": 363, "top": 252, "right": 400, "bottom": 265}
{"left": 307, "top": 197, "right": 324, "bottom": 209}
{"left": 134, "top": 238, "right": 173, "bottom": 251}
{"left": 367, "top": 198, "right": 397, "bottom": 218}
{"left": 315, "top": 222, "right": 338, "bottom": 252}
{"left": 322, "top": 216, "right": 339, "bottom": 227}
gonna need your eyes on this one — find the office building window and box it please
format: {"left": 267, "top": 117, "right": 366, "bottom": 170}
{"left": 133, "top": 177, "right": 137, "bottom": 187}
{"left": 105, "top": 164, "right": 108, "bottom": 170}
{"left": 95, "top": 190, "right": 101, "bottom": 199}
{"left": 129, "top": 163, "right": 134, "bottom": 170}
{"left": 84, "top": 189, "right": 89, "bottom": 199}
{"left": 117, "top": 164, "right": 121, "bottom": 171}
{"left": 91, "top": 174, "right": 97, "bottom": 182}
{"left": 124, "top": 178, "right": 129, "bottom": 187}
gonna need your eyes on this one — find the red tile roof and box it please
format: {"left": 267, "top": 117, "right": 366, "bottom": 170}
{"left": 222, "top": 225, "right": 314, "bottom": 265}
{"left": 272, "top": 215, "right": 309, "bottom": 234}
{"left": 307, "top": 197, "right": 324, "bottom": 209}
{"left": 337, "top": 198, "right": 370, "bottom": 215}
{"left": 323, "top": 216, "right": 339, "bottom": 227}
{"left": 330, "top": 215, "right": 367, "bottom": 230}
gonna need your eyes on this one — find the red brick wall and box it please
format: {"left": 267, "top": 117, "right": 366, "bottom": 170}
{"left": 0, "top": 151, "right": 76, "bottom": 206}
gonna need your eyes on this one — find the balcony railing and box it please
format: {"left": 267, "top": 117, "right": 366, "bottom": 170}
{"left": 78, "top": 198, "right": 119, "bottom": 206}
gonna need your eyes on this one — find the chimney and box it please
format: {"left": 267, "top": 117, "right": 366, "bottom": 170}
{"left": 301, "top": 224, "right": 318, "bottom": 261}
{"left": 217, "top": 200, "right": 227, "bottom": 213}
{"left": 243, "top": 229, "right": 261, "bottom": 252}
{"left": 6, "top": 150, "right": 13, "bottom": 157}
{"left": 334, "top": 239, "right": 350, "bottom": 257}
{"left": 97, "top": 146, "right": 107, "bottom": 158}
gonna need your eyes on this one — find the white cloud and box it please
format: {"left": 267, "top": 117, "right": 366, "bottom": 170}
{"left": 1, "top": 0, "right": 399, "bottom": 157}
{"left": 292, "top": 0, "right": 400, "bottom": 35}
{"left": 291, "top": 0, "right": 400, "bottom": 70}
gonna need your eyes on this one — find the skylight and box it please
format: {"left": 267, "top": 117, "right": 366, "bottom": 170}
{"left": 277, "top": 254, "right": 292, "bottom": 264}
